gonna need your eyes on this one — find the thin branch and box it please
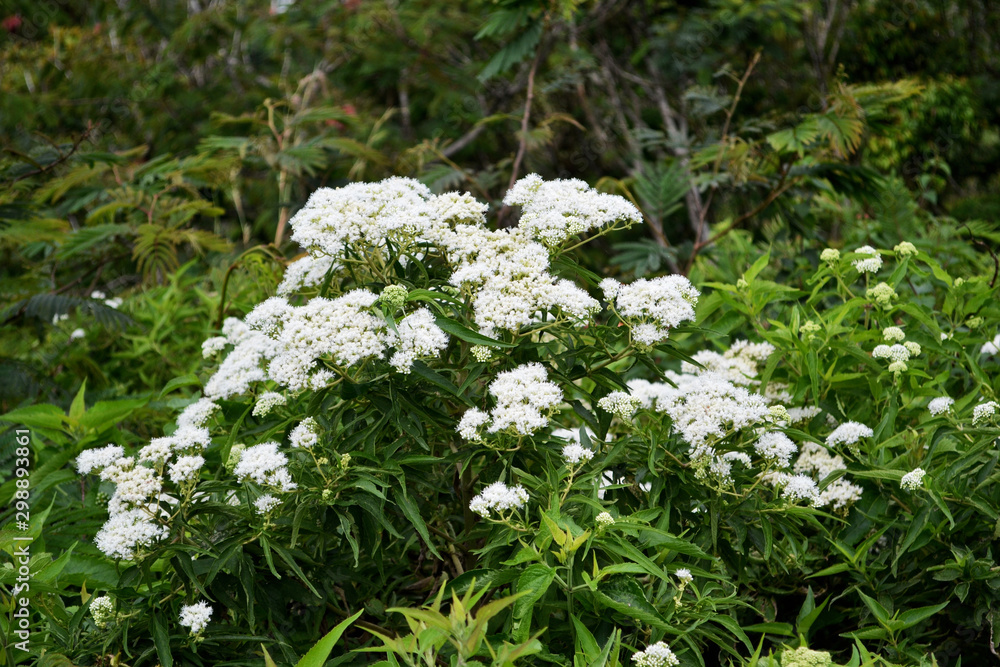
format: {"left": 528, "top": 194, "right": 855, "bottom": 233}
{"left": 506, "top": 40, "right": 544, "bottom": 192}
{"left": 5, "top": 127, "right": 91, "bottom": 185}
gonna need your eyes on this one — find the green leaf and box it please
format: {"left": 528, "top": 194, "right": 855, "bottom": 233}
{"left": 69, "top": 380, "right": 87, "bottom": 421}
{"left": 0, "top": 404, "right": 66, "bottom": 430}
{"left": 295, "top": 610, "right": 363, "bottom": 667}
{"left": 897, "top": 601, "right": 948, "bottom": 629}
{"left": 79, "top": 397, "right": 149, "bottom": 431}
{"left": 857, "top": 591, "right": 890, "bottom": 626}
{"left": 158, "top": 374, "right": 202, "bottom": 398}
{"left": 434, "top": 316, "right": 515, "bottom": 348}
{"left": 395, "top": 489, "right": 443, "bottom": 560}
{"left": 593, "top": 575, "right": 669, "bottom": 629}
{"left": 151, "top": 611, "right": 174, "bottom": 667}
{"left": 512, "top": 564, "right": 556, "bottom": 642}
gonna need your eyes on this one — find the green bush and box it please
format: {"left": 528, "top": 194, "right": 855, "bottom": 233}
{"left": 5, "top": 175, "right": 999, "bottom": 666}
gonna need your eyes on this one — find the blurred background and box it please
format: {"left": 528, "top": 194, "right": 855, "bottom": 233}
{"left": 2, "top": 0, "right": 999, "bottom": 411}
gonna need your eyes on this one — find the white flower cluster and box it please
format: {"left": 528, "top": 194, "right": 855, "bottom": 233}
{"left": 602, "top": 275, "right": 699, "bottom": 346}
{"left": 882, "top": 326, "right": 905, "bottom": 342}
{"left": 596, "top": 511, "right": 615, "bottom": 527}
{"left": 562, "top": 443, "right": 595, "bottom": 465}
{"left": 90, "top": 595, "right": 115, "bottom": 629}
{"left": 792, "top": 443, "right": 863, "bottom": 510}
{"left": 754, "top": 431, "right": 798, "bottom": 468}
{"left": 852, "top": 245, "right": 883, "bottom": 273}
{"left": 652, "top": 372, "right": 771, "bottom": 456}
{"left": 78, "top": 398, "right": 220, "bottom": 560}
{"left": 901, "top": 468, "right": 926, "bottom": 491}
{"left": 503, "top": 173, "right": 641, "bottom": 246}
{"left": 682, "top": 339, "right": 775, "bottom": 386}
{"left": 469, "top": 481, "right": 529, "bottom": 518}
{"left": 632, "top": 641, "right": 680, "bottom": 667}
{"left": 289, "top": 417, "right": 320, "bottom": 449}
{"left": 826, "top": 421, "right": 874, "bottom": 447}
{"left": 928, "top": 396, "right": 954, "bottom": 416}
{"left": 232, "top": 442, "right": 297, "bottom": 491}
{"left": 973, "top": 401, "right": 998, "bottom": 425}
{"left": 675, "top": 568, "right": 693, "bottom": 584}
{"left": 457, "top": 363, "right": 562, "bottom": 439}
{"left": 253, "top": 391, "right": 286, "bottom": 417}
{"left": 254, "top": 494, "right": 282, "bottom": 514}
{"left": 389, "top": 308, "right": 450, "bottom": 373}
{"left": 178, "top": 600, "right": 213, "bottom": 635}
{"left": 287, "top": 177, "right": 442, "bottom": 258}
{"left": 597, "top": 390, "right": 641, "bottom": 420}
{"left": 981, "top": 332, "right": 1000, "bottom": 356}
{"left": 277, "top": 254, "right": 337, "bottom": 296}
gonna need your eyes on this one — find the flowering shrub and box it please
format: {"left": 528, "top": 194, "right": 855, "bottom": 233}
{"left": 16, "top": 176, "right": 1000, "bottom": 665}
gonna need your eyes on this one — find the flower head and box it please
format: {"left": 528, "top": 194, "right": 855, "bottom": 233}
{"left": 901, "top": 468, "right": 926, "bottom": 491}
{"left": 179, "top": 601, "right": 213, "bottom": 635}
{"left": 928, "top": 396, "right": 954, "bottom": 416}
{"left": 632, "top": 641, "right": 680, "bottom": 667}
{"left": 853, "top": 246, "right": 883, "bottom": 273}
{"left": 469, "top": 481, "right": 529, "bottom": 518}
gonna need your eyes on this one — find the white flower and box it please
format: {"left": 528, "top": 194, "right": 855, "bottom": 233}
{"left": 389, "top": 308, "right": 449, "bottom": 373}
{"left": 882, "top": 326, "right": 905, "bottom": 342}
{"left": 253, "top": 392, "right": 287, "bottom": 417}
{"left": 503, "top": 173, "right": 641, "bottom": 246}
{"left": 973, "top": 401, "right": 998, "bottom": 425}
{"left": 675, "top": 568, "right": 693, "bottom": 584}
{"left": 178, "top": 601, "right": 213, "bottom": 635}
{"left": 138, "top": 438, "right": 173, "bottom": 465}
{"left": 613, "top": 275, "right": 699, "bottom": 346}
{"left": 177, "top": 398, "right": 219, "bottom": 430}
{"left": 928, "top": 396, "right": 954, "bottom": 416}
{"left": 682, "top": 339, "right": 775, "bottom": 386}
{"left": 94, "top": 508, "right": 169, "bottom": 560}
{"left": 816, "top": 478, "right": 864, "bottom": 511}
{"left": 650, "top": 372, "right": 771, "bottom": 456}
{"left": 70, "top": 328, "right": 86, "bottom": 340}
{"left": 826, "top": 421, "right": 874, "bottom": 447}
{"left": 90, "top": 595, "right": 115, "bottom": 629}
{"left": 562, "top": 443, "right": 594, "bottom": 464}
{"left": 780, "top": 474, "right": 820, "bottom": 504}
{"left": 786, "top": 406, "right": 822, "bottom": 424}
{"left": 872, "top": 344, "right": 910, "bottom": 363}
{"left": 596, "top": 512, "right": 615, "bottom": 527}
{"left": 597, "top": 391, "right": 641, "bottom": 420}
{"left": 894, "top": 241, "right": 918, "bottom": 257}
{"left": 901, "top": 468, "right": 926, "bottom": 491}
{"left": 233, "top": 442, "right": 297, "bottom": 491}
{"left": 202, "top": 336, "right": 228, "bottom": 358}
{"left": 754, "top": 431, "right": 797, "bottom": 468}
{"left": 167, "top": 455, "right": 205, "bottom": 484}
{"left": 852, "top": 246, "right": 883, "bottom": 273}
{"left": 277, "top": 254, "right": 337, "bottom": 296}
{"left": 981, "top": 334, "right": 1000, "bottom": 356}
{"left": 599, "top": 278, "right": 622, "bottom": 301}
{"left": 820, "top": 248, "right": 840, "bottom": 264}
{"left": 457, "top": 408, "right": 490, "bottom": 441}
{"left": 77, "top": 445, "right": 126, "bottom": 474}
{"left": 254, "top": 494, "right": 282, "bottom": 514}
{"left": 484, "top": 363, "right": 562, "bottom": 436}
{"left": 289, "top": 417, "right": 320, "bottom": 449}
{"left": 794, "top": 442, "right": 846, "bottom": 479}
{"left": 903, "top": 341, "right": 921, "bottom": 357}
{"left": 469, "top": 481, "right": 529, "bottom": 518}
{"left": 632, "top": 641, "right": 680, "bottom": 667}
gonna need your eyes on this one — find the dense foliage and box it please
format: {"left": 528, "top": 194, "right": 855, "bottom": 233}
{"left": 2, "top": 1, "right": 1000, "bottom": 666}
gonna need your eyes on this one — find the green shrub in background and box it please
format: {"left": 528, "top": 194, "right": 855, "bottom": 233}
{"left": 5, "top": 175, "right": 999, "bottom": 666}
